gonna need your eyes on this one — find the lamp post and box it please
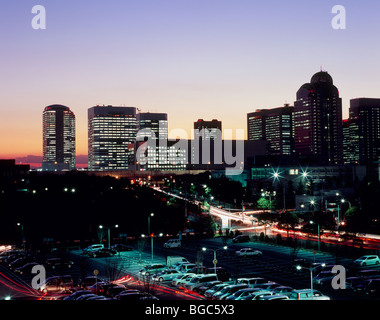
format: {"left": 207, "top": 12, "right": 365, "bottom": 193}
{"left": 296, "top": 264, "right": 325, "bottom": 299}
{"left": 310, "top": 220, "right": 320, "bottom": 251}
{"left": 17, "top": 223, "right": 24, "bottom": 252}
{"left": 99, "top": 224, "right": 119, "bottom": 249}
{"left": 202, "top": 246, "right": 228, "bottom": 277}
{"left": 341, "top": 199, "right": 352, "bottom": 223}
{"left": 148, "top": 213, "right": 154, "bottom": 263}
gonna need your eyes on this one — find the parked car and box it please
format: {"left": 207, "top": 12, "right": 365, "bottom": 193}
{"left": 76, "top": 294, "right": 102, "bottom": 300}
{"left": 110, "top": 244, "right": 133, "bottom": 252}
{"left": 188, "top": 266, "right": 208, "bottom": 275}
{"left": 139, "top": 264, "right": 167, "bottom": 276}
{"left": 179, "top": 263, "right": 197, "bottom": 273}
{"left": 105, "top": 285, "right": 128, "bottom": 298}
{"left": 8, "top": 257, "right": 35, "bottom": 271}
{"left": 39, "top": 275, "right": 74, "bottom": 294}
{"left": 244, "top": 290, "right": 274, "bottom": 300}
{"left": 237, "top": 277, "right": 267, "bottom": 288}
{"left": 0, "top": 250, "right": 23, "bottom": 263}
{"left": 152, "top": 269, "right": 182, "bottom": 282}
{"left": 254, "top": 282, "right": 281, "bottom": 291}
{"left": 213, "top": 284, "right": 249, "bottom": 300}
{"left": 45, "top": 258, "right": 74, "bottom": 270}
{"left": 176, "top": 273, "right": 199, "bottom": 288}
{"left": 88, "top": 248, "right": 116, "bottom": 258}
{"left": 260, "top": 294, "right": 290, "bottom": 300}
{"left": 272, "top": 286, "right": 294, "bottom": 296}
{"left": 232, "top": 235, "right": 250, "bottom": 243}
{"left": 225, "top": 288, "right": 262, "bottom": 300}
{"left": 184, "top": 274, "right": 218, "bottom": 291}
{"left": 204, "top": 283, "right": 229, "bottom": 299}
{"left": 354, "top": 255, "right": 380, "bottom": 267}
{"left": 78, "top": 276, "right": 105, "bottom": 289}
{"left": 313, "top": 271, "right": 336, "bottom": 285}
{"left": 356, "top": 269, "right": 380, "bottom": 280}
{"left": 163, "top": 239, "right": 181, "bottom": 248}
{"left": 288, "top": 289, "right": 330, "bottom": 300}
{"left": 14, "top": 262, "right": 39, "bottom": 275}
{"left": 194, "top": 280, "right": 222, "bottom": 295}
{"left": 82, "top": 244, "right": 104, "bottom": 255}
{"left": 235, "top": 248, "right": 262, "bottom": 257}
{"left": 171, "top": 273, "right": 192, "bottom": 287}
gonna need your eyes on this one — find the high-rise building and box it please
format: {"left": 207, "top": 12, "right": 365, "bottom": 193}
{"left": 42, "top": 105, "right": 76, "bottom": 171}
{"left": 346, "top": 98, "right": 380, "bottom": 164}
{"left": 247, "top": 104, "right": 294, "bottom": 155}
{"left": 294, "top": 71, "right": 343, "bottom": 165}
{"left": 135, "top": 112, "right": 170, "bottom": 171}
{"left": 88, "top": 105, "right": 136, "bottom": 171}
{"left": 342, "top": 118, "right": 359, "bottom": 164}
{"left": 136, "top": 112, "right": 168, "bottom": 141}
{"left": 193, "top": 119, "right": 222, "bottom": 140}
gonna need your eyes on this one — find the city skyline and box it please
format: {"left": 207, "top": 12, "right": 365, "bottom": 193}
{"left": 1, "top": 0, "right": 380, "bottom": 159}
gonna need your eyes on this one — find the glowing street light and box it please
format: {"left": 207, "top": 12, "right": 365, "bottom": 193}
{"left": 99, "top": 224, "right": 119, "bottom": 249}
{"left": 202, "top": 246, "right": 228, "bottom": 277}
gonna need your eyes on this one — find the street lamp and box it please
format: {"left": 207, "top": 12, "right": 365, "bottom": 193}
{"left": 296, "top": 263, "right": 325, "bottom": 299}
{"left": 148, "top": 213, "right": 154, "bottom": 263}
{"left": 99, "top": 224, "right": 119, "bottom": 249}
{"left": 17, "top": 223, "right": 24, "bottom": 251}
{"left": 310, "top": 220, "right": 320, "bottom": 251}
{"left": 202, "top": 246, "right": 228, "bottom": 277}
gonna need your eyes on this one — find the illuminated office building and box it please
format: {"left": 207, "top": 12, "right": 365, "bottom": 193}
{"left": 247, "top": 104, "right": 294, "bottom": 155}
{"left": 42, "top": 104, "right": 76, "bottom": 171}
{"left": 294, "top": 71, "right": 343, "bottom": 165}
{"left": 88, "top": 105, "right": 136, "bottom": 171}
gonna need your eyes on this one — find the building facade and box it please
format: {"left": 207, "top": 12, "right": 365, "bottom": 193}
{"left": 193, "top": 119, "right": 222, "bottom": 140}
{"left": 247, "top": 104, "right": 294, "bottom": 156}
{"left": 88, "top": 105, "right": 136, "bottom": 171}
{"left": 42, "top": 105, "right": 76, "bottom": 171}
{"left": 346, "top": 98, "right": 380, "bottom": 164}
{"left": 294, "top": 71, "right": 343, "bottom": 165}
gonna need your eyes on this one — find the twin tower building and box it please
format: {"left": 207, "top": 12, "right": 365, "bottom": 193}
{"left": 42, "top": 71, "right": 380, "bottom": 172}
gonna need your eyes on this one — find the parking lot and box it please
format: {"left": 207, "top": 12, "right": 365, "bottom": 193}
{"left": 1, "top": 237, "right": 380, "bottom": 301}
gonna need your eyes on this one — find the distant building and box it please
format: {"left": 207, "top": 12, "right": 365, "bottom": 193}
{"left": 193, "top": 119, "right": 222, "bottom": 140}
{"left": 294, "top": 71, "right": 343, "bottom": 165}
{"left": 0, "top": 159, "right": 30, "bottom": 178}
{"left": 137, "top": 112, "right": 168, "bottom": 141}
{"left": 342, "top": 118, "right": 359, "bottom": 165}
{"left": 42, "top": 105, "right": 76, "bottom": 171}
{"left": 88, "top": 105, "right": 136, "bottom": 171}
{"left": 247, "top": 104, "right": 294, "bottom": 156}
{"left": 345, "top": 98, "right": 380, "bottom": 164}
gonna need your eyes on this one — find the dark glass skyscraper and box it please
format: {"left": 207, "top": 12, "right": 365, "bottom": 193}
{"left": 294, "top": 71, "right": 343, "bottom": 165}
{"left": 247, "top": 104, "right": 294, "bottom": 156}
{"left": 346, "top": 98, "right": 380, "bottom": 164}
{"left": 42, "top": 105, "right": 76, "bottom": 171}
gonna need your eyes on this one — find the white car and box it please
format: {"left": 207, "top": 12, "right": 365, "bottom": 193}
{"left": 152, "top": 269, "right": 181, "bottom": 282}
{"left": 175, "top": 273, "right": 198, "bottom": 288}
{"left": 288, "top": 289, "right": 330, "bottom": 300}
{"left": 235, "top": 248, "right": 262, "bottom": 257}
{"left": 171, "top": 273, "right": 195, "bottom": 287}
{"left": 354, "top": 255, "right": 380, "bottom": 267}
